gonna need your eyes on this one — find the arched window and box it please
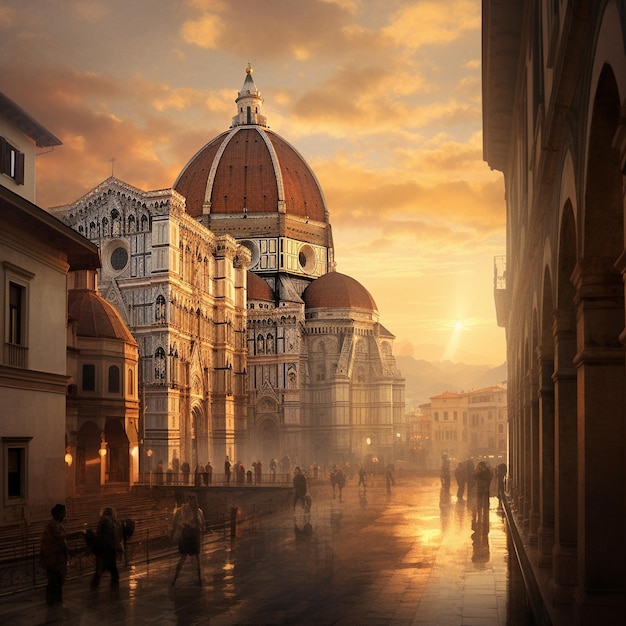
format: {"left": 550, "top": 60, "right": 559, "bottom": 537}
{"left": 140, "top": 214, "right": 148, "bottom": 231}
{"left": 127, "top": 368, "right": 134, "bottom": 395}
{"left": 257, "top": 334, "right": 265, "bottom": 355}
{"left": 111, "top": 209, "right": 121, "bottom": 236}
{"left": 89, "top": 221, "right": 96, "bottom": 238}
{"left": 128, "top": 214, "right": 136, "bottom": 232}
{"left": 155, "top": 347, "right": 166, "bottom": 380}
{"left": 155, "top": 295, "right": 166, "bottom": 323}
{"left": 102, "top": 217, "right": 109, "bottom": 236}
{"left": 266, "top": 333, "right": 275, "bottom": 354}
{"left": 108, "top": 365, "right": 120, "bottom": 393}
{"left": 316, "top": 364, "right": 326, "bottom": 382}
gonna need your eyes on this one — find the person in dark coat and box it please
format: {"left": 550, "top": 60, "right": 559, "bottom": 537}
{"left": 181, "top": 461, "right": 190, "bottom": 484}
{"left": 39, "top": 504, "right": 69, "bottom": 607}
{"left": 224, "top": 457, "right": 232, "bottom": 483}
{"left": 474, "top": 462, "right": 493, "bottom": 529}
{"left": 172, "top": 494, "right": 205, "bottom": 586}
{"left": 237, "top": 462, "right": 245, "bottom": 484}
{"left": 90, "top": 507, "right": 123, "bottom": 590}
{"left": 496, "top": 462, "right": 507, "bottom": 507}
{"left": 358, "top": 464, "right": 367, "bottom": 490}
{"left": 454, "top": 462, "right": 467, "bottom": 501}
{"left": 293, "top": 467, "right": 308, "bottom": 510}
{"left": 385, "top": 464, "right": 395, "bottom": 495}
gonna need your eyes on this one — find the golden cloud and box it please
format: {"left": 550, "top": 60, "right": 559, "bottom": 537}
{"left": 180, "top": 14, "right": 222, "bottom": 49}
{"left": 385, "top": 0, "right": 480, "bottom": 49}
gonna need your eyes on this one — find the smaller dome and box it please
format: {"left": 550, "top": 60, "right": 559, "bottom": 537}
{"left": 303, "top": 271, "right": 378, "bottom": 311}
{"left": 247, "top": 271, "right": 274, "bottom": 302}
{"left": 68, "top": 290, "right": 136, "bottom": 344}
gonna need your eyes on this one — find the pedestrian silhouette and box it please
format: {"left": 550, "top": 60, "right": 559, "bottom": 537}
{"left": 172, "top": 494, "right": 205, "bottom": 586}
{"left": 39, "top": 504, "right": 69, "bottom": 607}
{"left": 90, "top": 507, "right": 123, "bottom": 591}
{"left": 454, "top": 462, "right": 466, "bottom": 501}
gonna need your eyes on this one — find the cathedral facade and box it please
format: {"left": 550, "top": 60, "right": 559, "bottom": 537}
{"left": 52, "top": 67, "right": 404, "bottom": 473}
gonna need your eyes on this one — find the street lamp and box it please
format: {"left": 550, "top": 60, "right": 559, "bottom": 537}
{"left": 147, "top": 448, "right": 153, "bottom": 487}
{"left": 99, "top": 434, "right": 108, "bottom": 486}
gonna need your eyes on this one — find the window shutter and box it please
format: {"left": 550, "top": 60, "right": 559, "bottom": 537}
{"left": 15, "top": 150, "right": 25, "bottom": 185}
{"left": 0, "top": 137, "right": 8, "bottom": 176}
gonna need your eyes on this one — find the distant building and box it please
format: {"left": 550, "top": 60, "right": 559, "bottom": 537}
{"left": 407, "top": 405, "right": 432, "bottom": 467}
{"left": 419, "top": 385, "right": 507, "bottom": 468}
{"left": 484, "top": 0, "right": 626, "bottom": 621}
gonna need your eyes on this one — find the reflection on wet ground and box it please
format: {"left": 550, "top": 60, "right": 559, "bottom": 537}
{"left": 0, "top": 475, "right": 536, "bottom": 625}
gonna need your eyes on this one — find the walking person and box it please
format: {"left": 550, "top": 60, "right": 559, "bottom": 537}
{"left": 496, "top": 462, "right": 507, "bottom": 508}
{"left": 90, "top": 507, "right": 123, "bottom": 591}
{"left": 358, "top": 464, "right": 367, "bottom": 491}
{"left": 385, "top": 463, "right": 395, "bottom": 495}
{"left": 440, "top": 454, "right": 451, "bottom": 491}
{"left": 474, "top": 461, "right": 493, "bottom": 530}
{"left": 454, "top": 462, "right": 467, "bottom": 501}
{"left": 39, "top": 503, "right": 69, "bottom": 607}
{"left": 224, "top": 456, "right": 232, "bottom": 483}
{"left": 336, "top": 466, "right": 346, "bottom": 501}
{"left": 171, "top": 494, "right": 205, "bottom": 586}
{"left": 205, "top": 460, "right": 213, "bottom": 484}
{"left": 293, "top": 466, "right": 308, "bottom": 510}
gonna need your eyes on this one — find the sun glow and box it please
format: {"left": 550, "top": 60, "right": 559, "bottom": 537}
{"left": 441, "top": 319, "right": 465, "bottom": 361}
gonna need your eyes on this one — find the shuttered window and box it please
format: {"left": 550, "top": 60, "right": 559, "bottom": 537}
{"left": 0, "top": 137, "right": 25, "bottom": 185}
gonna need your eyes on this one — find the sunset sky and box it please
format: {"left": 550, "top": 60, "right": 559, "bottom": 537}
{"left": 0, "top": 0, "right": 506, "bottom": 366}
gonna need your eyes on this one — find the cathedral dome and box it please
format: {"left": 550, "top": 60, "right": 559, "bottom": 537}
{"left": 174, "top": 67, "right": 328, "bottom": 229}
{"left": 68, "top": 289, "right": 136, "bottom": 344}
{"left": 302, "top": 271, "right": 378, "bottom": 312}
{"left": 174, "top": 128, "right": 327, "bottom": 223}
{"left": 247, "top": 270, "right": 274, "bottom": 302}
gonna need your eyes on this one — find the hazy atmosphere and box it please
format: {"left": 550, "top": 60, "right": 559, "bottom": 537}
{"left": 0, "top": 0, "right": 506, "bottom": 366}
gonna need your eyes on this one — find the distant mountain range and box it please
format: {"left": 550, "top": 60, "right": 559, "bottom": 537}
{"left": 396, "top": 356, "right": 507, "bottom": 409}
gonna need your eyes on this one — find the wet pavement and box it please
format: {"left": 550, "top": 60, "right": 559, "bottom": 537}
{"left": 0, "top": 474, "right": 534, "bottom": 625}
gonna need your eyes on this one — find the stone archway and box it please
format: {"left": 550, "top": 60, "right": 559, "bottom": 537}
{"left": 76, "top": 421, "right": 100, "bottom": 489}
{"left": 258, "top": 418, "right": 280, "bottom": 462}
{"left": 574, "top": 62, "right": 625, "bottom": 607}
{"left": 104, "top": 419, "right": 129, "bottom": 484}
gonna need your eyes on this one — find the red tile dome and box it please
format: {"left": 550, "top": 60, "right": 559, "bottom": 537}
{"left": 247, "top": 271, "right": 274, "bottom": 302}
{"left": 68, "top": 289, "right": 136, "bottom": 343}
{"left": 173, "top": 67, "right": 329, "bottom": 244}
{"left": 174, "top": 126, "right": 327, "bottom": 224}
{"left": 303, "top": 271, "right": 378, "bottom": 312}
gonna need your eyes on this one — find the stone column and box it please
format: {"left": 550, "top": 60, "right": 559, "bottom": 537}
{"left": 550, "top": 308, "right": 578, "bottom": 604}
{"left": 571, "top": 259, "right": 626, "bottom": 622}
{"left": 537, "top": 345, "right": 555, "bottom": 567}
{"left": 520, "top": 371, "right": 533, "bottom": 528}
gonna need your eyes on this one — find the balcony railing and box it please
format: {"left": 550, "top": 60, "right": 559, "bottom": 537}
{"left": 3, "top": 343, "right": 28, "bottom": 368}
{"left": 493, "top": 256, "right": 509, "bottom": 328}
